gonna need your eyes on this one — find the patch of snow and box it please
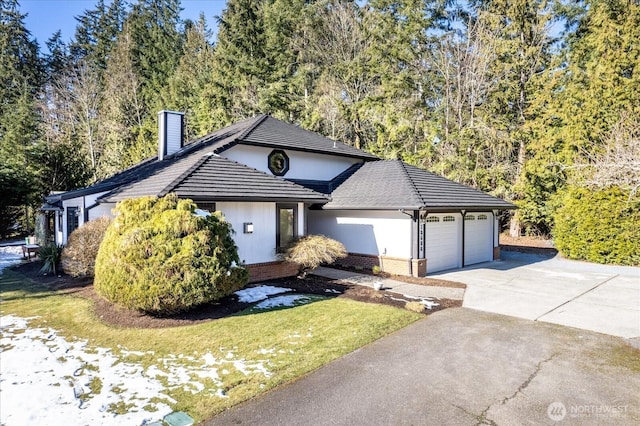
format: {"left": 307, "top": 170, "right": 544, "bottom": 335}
{"left": 252, "top": 294, "right": 313, "bottom": 310}
{"left": 386, "top": 294, "right": 440, "bottom": 310}
{"left": 0, "top": 315, "right": 173, "bottom": 425}
{"left": 324, "top": 289, "right": 341, "bottom": 294}
{"left": 403, "top": 294, "right": 440, "bottom": 309}
{"left": 0, "top": 247, "right": 23, "bottom": 275}
{"left": 0, "top": 315, "right": 273, "bottom": 425}
{"left": 194, "top": 209, "right": 211, "bottom": 217}
{"left": 235, "top": 285, "right": 291, "bottom": 303}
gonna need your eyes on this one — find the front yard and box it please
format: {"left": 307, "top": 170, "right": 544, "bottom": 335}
{"left": 0, "top": 267, "right": 421, "bottom": 424}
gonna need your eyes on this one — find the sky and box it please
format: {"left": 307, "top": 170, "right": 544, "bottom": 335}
{"left": 19, "top": 0, "right": 227, "bottom": 48}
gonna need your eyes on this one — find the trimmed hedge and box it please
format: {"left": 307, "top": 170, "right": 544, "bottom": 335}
{"left": 553, "top": 186, "right": 640, "bottom": 265}
{"left": 62, "top": 217, "right": 111, "bottom": 277}
{"left": 94, "top": 194, "right": 248, "bottom": 315}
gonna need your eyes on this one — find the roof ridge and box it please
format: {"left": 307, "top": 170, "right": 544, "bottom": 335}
{"left": 159, "top": 155, "right": 210, "bottom": 197}
{"left": 397, "top": 160, "right": 427, "bottom": 208}
{"left": 236, "top": 114, "right": 269, "bottom": 141}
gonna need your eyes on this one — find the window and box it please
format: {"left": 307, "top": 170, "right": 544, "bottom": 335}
{"left": 465, "top": 215, "right": 476, "bottom": 221}
{"left": 426, "top": 216, "right": 439, "bottom": 223}
{"left": 478, "top": 214, "right": 488, "bottom": 220}
{"left": 196, "top": 202, "right": 216, "bottom": 212}
{"left": 276, "top": 204, "right": 297, "bottom": 251}
{"left": 268, "top": 149, "right": 290, "bottom": 176}
{"left": 443, "top": 216, "right": 455, "bottom": 222}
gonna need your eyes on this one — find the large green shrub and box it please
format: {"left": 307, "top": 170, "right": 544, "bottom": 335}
{"left": 94, "top": 194, "right": 248, "bottom": 315}
{"left": 62, "top": 217, "right": 112, "bottom": 277}
{"left": 284, "top": 235, "right": 347, "bottom": 277}
{"left": 553, "top": 186, "right": 640, "bottom": 265}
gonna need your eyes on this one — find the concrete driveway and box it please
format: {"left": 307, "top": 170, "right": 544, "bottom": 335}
{"left": 208, "top": 308, "right": 639, "bottom": 425}
{"left": 431, "top": 252, "right": 640, "bottom": 339}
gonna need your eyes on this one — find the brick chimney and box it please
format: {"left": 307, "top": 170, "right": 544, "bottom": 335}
{"left": 158, "top": 110, "right": 184, "bottom": 160}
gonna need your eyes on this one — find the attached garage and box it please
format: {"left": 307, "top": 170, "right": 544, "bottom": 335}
{"left": 424, "top": 214, "right": 461, "bottom": 273}
{"left": 306, "top": 159, "right": 515, "bottom": 277}
{"left": 463, "top": 213, "right": 494, "bottom": 266}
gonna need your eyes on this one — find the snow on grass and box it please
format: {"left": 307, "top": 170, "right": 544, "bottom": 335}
{"left": 0, "top": 247, "right": 22, "bottom": 275}
{"left": 235, "top": 285, "right": 291, "bottom": 303}
{"left": 0, "top": 315, "right": 272, "bottom": 425}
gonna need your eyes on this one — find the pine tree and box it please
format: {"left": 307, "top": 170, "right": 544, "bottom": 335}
{"left": 0, "top": 0, "right": 43, "bottom": 235}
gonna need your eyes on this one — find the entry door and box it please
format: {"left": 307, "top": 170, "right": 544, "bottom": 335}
{"left": 66, "top": 207, "right": 79, "bottom": 239}
{"left": 425, "top": 214, "right": 461, "bottom": 273}
{"left": 463, "top": 213, "right": 493, "bottom": 266}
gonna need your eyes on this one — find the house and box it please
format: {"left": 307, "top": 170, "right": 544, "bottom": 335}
{"left": 43, "top": 111, "right": 514, "bottom": 282}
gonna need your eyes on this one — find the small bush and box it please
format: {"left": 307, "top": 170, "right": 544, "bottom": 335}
{"left": 94, "top": 194, "right": 248, "bottom": 315}
{"left": 39, "top": 243, "right": 64, "bottom": 275}
{"left": 284, "top": 235, "right": 347, "bottom": 277}
{"left": 62, "top": 217, "right": 112, "bottom": 277}
{"left": 405, "top": 301, "right": 426, "bottom": 314}
{"left": 553, "top": 186, "right": 640, "bottom": 265}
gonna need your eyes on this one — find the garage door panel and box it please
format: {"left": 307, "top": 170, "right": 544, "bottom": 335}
{"left": 425, "top": 214, "right": 461, "bottom": 273}
{"left": 464, "top": 213, "right": 493, "bottom": 266}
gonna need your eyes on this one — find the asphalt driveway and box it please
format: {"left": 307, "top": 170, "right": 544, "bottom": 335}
{"left": 208, "top": 308, "right": 639, "bottom": 425}
{"left": 432, "top": 252, "right": 640, "bottom": 339}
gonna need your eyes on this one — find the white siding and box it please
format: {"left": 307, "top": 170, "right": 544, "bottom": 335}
{"left": 308, "top": 210, "right": 411, "bottom": 258}
{"left": 217, "top": 201, "right": 280, "bottom": 264}
{"left": 223, "top": 145, "right": 360, "bottom": 180}
{"left": 88, "top": 203, "right": 115, "bottom": 221}
{"left": 166, "top": 113, "right": 183, "bottom": 155}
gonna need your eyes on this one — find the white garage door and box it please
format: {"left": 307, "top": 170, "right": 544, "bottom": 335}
{"left": 425, "top": 214, "right": 461, "bottom": 273}
{"left": 463, "top": 213, "right": 493, "bottom": 266}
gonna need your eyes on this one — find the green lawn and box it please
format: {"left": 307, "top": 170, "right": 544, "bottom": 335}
{"left": 0, "top": 269, "right": 420, "bottom": 422}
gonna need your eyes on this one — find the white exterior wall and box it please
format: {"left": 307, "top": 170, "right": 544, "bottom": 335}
{"left": 61, "top": 197, "right": 85, "bottom": 244}
{"left": 308, "top": 210, "right": 412, "bottom": 258}
{"left": 88, "top": 203, "right": 115, "bottom": 220}
{"left": 217, "top": 201, "right": 291, "bottom": 265}
{"left": 223, "top": 145, "right": 360, "bottom": 180}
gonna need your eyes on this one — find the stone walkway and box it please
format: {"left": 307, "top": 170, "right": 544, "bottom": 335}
{"left": 312, "top": 267, "right": 465, "bottom": 300}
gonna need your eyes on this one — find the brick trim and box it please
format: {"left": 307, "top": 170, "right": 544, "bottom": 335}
{"left": 337, "top": 252, "right": 415, "bottom": 276}
{"left": 245, "top": 260, "right": 299, "bottom": 283}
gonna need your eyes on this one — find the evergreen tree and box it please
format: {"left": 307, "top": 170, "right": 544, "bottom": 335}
{"left": 163, "top": 14, "right": 217, "bottom": 138}
{"left": 0, "top": 0, "right": 43, "bottom": 235}
{"left": 522, "top": 0, "right": 640, "bottom": 233}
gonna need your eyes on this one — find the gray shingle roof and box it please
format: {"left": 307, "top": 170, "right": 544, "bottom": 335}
{"left": 164, "top": 155, "right": 330, "bottom": 202}
{"left": 51, "top": 114, "right": 377, "bottom": 204}
{"left": 320, "top": 160, "right": 515, "bottom": 211}
{"left": 237, "top": 116, "right": 378, "bottom": 160}
{"left": 100, "top": 154, "right": 328, "bottom": 203}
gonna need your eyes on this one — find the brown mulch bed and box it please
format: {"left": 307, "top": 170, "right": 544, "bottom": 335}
{"left": 330, "top": 265, "right": 466, "bottom": 289}
{"left": 7, "top": 262, "right": 460, "bottom": 329}
{"left": 499, "top": 234, "right": 558, "bottom": 255}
